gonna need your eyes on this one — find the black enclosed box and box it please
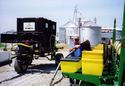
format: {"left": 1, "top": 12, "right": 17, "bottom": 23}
{"left": 17, "top": 17, "right": 56, "bottom": 35}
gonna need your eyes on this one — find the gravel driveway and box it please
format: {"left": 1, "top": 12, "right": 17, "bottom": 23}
{"left": 0, "top": 49, "right": 70, "bottom": 86}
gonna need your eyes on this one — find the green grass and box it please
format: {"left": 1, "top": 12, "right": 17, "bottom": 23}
{"left": 0, "top": 43, "right": 4, "bottom": 48}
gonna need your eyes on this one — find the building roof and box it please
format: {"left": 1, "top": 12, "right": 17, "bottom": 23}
{"left": 60, "top": 19, "right": 101, "bottom": 29}
{"left": 61, "top": 20, "right": 77, "bottom": 28}
{"left": 81, "top": 20, "right": 101, "bottom": 27}
{"left": 101, "top": 27, "right": 122, "bottom": 31}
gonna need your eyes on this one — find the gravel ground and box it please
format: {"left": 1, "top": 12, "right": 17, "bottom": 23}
{"left": 0, "top": 49, "right": 70, "bottom": 86}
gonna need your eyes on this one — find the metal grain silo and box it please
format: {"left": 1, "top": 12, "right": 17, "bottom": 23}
{"left": 80, "top": 21, "right": 101, "bottom": 47}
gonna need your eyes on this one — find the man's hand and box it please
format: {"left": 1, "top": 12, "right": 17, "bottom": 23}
{"left": 74, "top": 45, "right": 80, "bottom": 48}
{"left": 69, "top": 45, "right": 80, "bottom": 52}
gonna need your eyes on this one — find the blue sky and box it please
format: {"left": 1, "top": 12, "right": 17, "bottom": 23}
{"left": 0, "top": 0, "right": 124, "bottom": 33}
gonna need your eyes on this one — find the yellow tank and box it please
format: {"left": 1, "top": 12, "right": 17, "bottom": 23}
{"left": 94, "top": 44, "right": 103, "bottom": 50}
{"left": 82, "top": 44, "right": 104, "bottom": 76}
{"left": 60, "top": 60, "right": 81, "bottom": 73}
{"left": 82, "top": 50, "right": 103, "bottom": 59}
{"left": 82, "top": 58, "right": 103, "bottom": 76}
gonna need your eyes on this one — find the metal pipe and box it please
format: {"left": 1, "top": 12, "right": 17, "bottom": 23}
{"left": 113, "top": 18, "right": 116, "bottom": 44}
{"left": 49, "top": 50, "right": 76, "bottom": 86}
{"left": 118, "top": 0, "right": 125, "bottom": 86}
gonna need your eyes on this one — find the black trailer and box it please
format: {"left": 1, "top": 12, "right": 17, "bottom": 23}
{"left": 0, "top": 17, "right": 63, "bottom": 73}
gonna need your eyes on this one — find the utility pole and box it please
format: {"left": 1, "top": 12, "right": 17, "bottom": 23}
{"left": 73, "top": 6, "right": 78, "bottom": 23}
{"left": 78, "top": 18, "right": 81, "bottom": 43}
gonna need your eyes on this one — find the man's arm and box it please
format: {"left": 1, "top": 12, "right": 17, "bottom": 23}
{"left": 69, "top": 45, "right": 80, "bottom": 52}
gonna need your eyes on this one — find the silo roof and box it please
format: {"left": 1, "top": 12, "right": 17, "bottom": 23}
{"left": 61, "top": 20, "right": 77, "bottom": 28}
{"left": 82, "top": 20, "right": 101, "bottom": 28}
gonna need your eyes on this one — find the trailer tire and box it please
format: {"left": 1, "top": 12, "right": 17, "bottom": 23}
{"left": 55, "top": 53, "right": 63, "bottom": 66}
{"left": 27, "top": 56, "right": 33, "bottom": 65}
{"left": 14, "top": 60, "right": 28, "bottom": 74}
{"left": 51, "top": 51, "right": 56, "bottom": 60}
{"left": 27, "top": 59, "right": 32, "bottom": 65}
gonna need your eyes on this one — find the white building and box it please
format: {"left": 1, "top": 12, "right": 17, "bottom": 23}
{"left": 59, "top": 20, "right": 101, "bottom": 47}
{"left": 101, "top": 27, "right": 122, "bottom": 43}
{"left": 59, "top": 20, "right": 78, "bottom": 44}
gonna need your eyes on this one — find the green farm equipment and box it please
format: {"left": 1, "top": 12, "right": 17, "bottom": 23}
{"left": 59, "top": 2, "right": 125, "bottom": 86}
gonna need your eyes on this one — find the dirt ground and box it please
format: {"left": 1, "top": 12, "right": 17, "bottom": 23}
{"left": 0, "top": 49, "right": 70, "bottom": 86}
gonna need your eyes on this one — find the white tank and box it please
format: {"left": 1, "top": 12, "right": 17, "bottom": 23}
{"left": 80, "top": 26, "right": 101, "bottom": 47}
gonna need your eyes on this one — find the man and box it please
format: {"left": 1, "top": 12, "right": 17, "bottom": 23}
{"left": 69, "top": 40, "right": 91, "bottom": 57}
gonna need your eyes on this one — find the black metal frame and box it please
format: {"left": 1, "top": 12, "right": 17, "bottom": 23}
{"left": 1, "top": 17, "right": 56, "bottom": 55}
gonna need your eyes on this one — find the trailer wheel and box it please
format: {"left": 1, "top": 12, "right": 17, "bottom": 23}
{"left": 14, "top": 60, "right": 28, "bottom": 74}
{"left": 27, "top": 59, "right": 32, "bottom": 65}
{"left": 55, "top": 53, "right": 63, "bottom": 66}
{"left": 51, "top": 51, "right": 56, "bottom": 60}
{"left": 27, "top": 55, "right": 33, "bottom": 65}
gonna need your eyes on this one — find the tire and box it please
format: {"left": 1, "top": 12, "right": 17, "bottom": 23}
{"left": 27, "top": 55, "right": 33, "bottom": 65}
{"left": 55, "top": 53, "right": 64, "bottom": 66}
{"left": 51, "top": 51, "right": 56, "bottom": 60}
{"left": 27, "top": 59, "right": 33, "bottom": 65}
{"left": 14, "top": 60, "right": 28, "bottom": 74}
